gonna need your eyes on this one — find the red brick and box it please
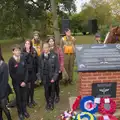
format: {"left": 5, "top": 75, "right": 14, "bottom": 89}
{"left": 105, "top": 72, "right": 112, "bottom": 75}
{"left": 87, "top": 77, "right": 97, "bottom": 80}
{"left": 107, "top": 76, "right": 117, "bottom": 79}
{"left": 80, "top": 78, "right": 89, "bottom": 81}
{"left": 112, "top": 72, "right": 120, "bottom": 75}
{"left": 102, "top": 80, "right": 112, "bottom": 82}
{"left": 98, "top": 76, "right": 107, "bottom": 79}
{"left": 117, "top": 83, "right": 120, "bottom": 86}
{"left": 81, "top": 80, "right": 89, "bottom": 83}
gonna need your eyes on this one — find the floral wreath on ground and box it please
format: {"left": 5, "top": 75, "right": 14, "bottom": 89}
{"left": 98, "top": 114, "right": 118, "bottom": 120}
{"left": 72, "top": 96, "right": 81, "bottom": 111}
{"left": 98, "top": 97, "right": 116, "bottom": 115}
{"left": 75, "top": 112, "right": 96, "bottom": 120}
{"left": 80, "top": 96, "right": 98, "bottom": 114}
{"left": 58, "top": 110, "right": 77, "bottom": 120}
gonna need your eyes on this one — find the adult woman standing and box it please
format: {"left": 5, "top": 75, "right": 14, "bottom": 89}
{"left": 23, "top": 40, "right": 38, "bottom": 108}
{"left": 47, "top": 37, "right": 64, "bottom": 103}
{"left": 0, "top": 46, "right": 12, "bottom": 120}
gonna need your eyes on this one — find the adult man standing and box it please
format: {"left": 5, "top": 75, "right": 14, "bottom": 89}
{"left": 60, "top": 28, "right": 76, "bottom": 84}
{"left": 94, "top": 33, "right": 102, "bottom": 44}
{"left": 31, "top": 31, "right": 42, "bottom": 56}
{"left": 31, "top": 31, "right": 42, "bottom": 86}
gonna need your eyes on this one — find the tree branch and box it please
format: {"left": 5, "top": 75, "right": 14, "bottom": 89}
{"left": 29, "top": 0, "right": 41, "bottom": 8}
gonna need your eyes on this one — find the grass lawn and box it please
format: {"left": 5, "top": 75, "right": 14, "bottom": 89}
{"left": 2, "top": 35, "right": 94, "bottom": 120}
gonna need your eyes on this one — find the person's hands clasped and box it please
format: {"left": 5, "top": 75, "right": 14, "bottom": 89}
{"left": 20, "top": 82, "right": 26, "bottom": 87}
{"left": 50, "top": 79, "right": 54, "bottom": 83}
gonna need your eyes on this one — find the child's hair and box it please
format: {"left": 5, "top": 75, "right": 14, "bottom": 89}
{"left": 64, "top": 28, "right": 70, "bottom": 34}
{"left": 47, "top": 37, "right": 56, "bottom": 45}
{"left": 0, "top": 44, "right": 4, "bottom": 61}
{"left": 47, "top": 36, "right": 58, "bottom": 50}
{"left": 47, "top": 36, "right": 55, "bottom": 43}
{"left": 43, "top": 42, "right": 50, "bottom": 48}
{"left": 23, "top": 39, "right": 34, "bottom": 53}
{"left": 12, "top": 44, "right": 21, "bottom": 51}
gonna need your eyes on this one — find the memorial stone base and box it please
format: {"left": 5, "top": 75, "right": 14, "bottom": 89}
{"left": 77, "top": 71, "right": 120, "bottom": 108}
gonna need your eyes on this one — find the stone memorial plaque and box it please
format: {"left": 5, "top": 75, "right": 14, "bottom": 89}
{"left": 92, "top": 82, "right": 117, "bottom": 97}
{"left": 75, "top": 44, "right": 120, "bottom": 71}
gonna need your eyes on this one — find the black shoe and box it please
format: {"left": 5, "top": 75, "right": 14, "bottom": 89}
{"left": 64, "top": 80, "right": 68, "bottom": 86}
{"left": 23, "top": 112, "right": 30, "bottom": 118}
{"left": 7, "top": 99, "right": 16, "bottom": 108}
{"left": 55, "top": 97, "right": 60, "bottom": 103}
{"left": 69, "top": 80, "right": 74, "bottom": 85}
{"left": 50, "top": 104, "right": 54, "bottom": 110}
{"left": 45, "top": 104, "right": 50, "bottom": 111}
{"left": 31, "top": 100, "right": 37, "bottom": 106}
{"left": 18, "top": 114, "right": 24, "bottom": 120}
{"left": 27, "top": 103, "right": 33, "bottom": 108}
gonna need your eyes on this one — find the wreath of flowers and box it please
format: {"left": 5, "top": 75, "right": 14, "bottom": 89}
{"left": 58, "top": 110, "right": 77, "bottom": 120}
{"left": 80, "top": 96, "right": 98, "bottom": 114}
{"left": 72, "top": 96, "right": 81, "bottom": 111}
{"left": 75, "top": 112, "right": 96, "bottom": 120}
{"left": 98, "top": 114, "right": 118, "bottom": 120}
{"left": 98, "top": 98, "right": 116, "bottom": 115}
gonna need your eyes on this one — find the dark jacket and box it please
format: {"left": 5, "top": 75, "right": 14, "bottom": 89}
{"left": 38, "top": 52, "right": 59, "bottom": 84}
{"left": 8, "top": 53, "right": 28, "bottom": 86}
{"left": 22, "top": 48, "right": 38, "bottom": 81}
{"left": 22, "top": 47, "right": 38, "bottom": 73}
{"left": 0, "top": 61, "right": 9, "bottom": 100}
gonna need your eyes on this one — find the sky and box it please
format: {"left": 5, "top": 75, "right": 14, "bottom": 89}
{"left": 75, "top": 0, "right": 90, "bottom": 13}
{"left": 32, "top": 0, "right": 90, "bottom": 13}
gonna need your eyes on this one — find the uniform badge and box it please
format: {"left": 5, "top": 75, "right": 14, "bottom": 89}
{"left": 52, "top": 55, "right": 55, "bottom": 58}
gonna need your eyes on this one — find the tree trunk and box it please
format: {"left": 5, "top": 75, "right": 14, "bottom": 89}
{"left": 50, "top": 0, "right": 60, "bottom": 45}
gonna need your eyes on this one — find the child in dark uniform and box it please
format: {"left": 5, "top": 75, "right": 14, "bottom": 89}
{"left": 0, "top": 46, "right": 12, "bottom": 120}
{"left": 38, "top": 43, "right": 59, "bottom": 110}
{"left": 8, "top": 44, "right": 29, "bottom": 120}
{"left": 22, "top": 40, "right": 38, "bottom": 108}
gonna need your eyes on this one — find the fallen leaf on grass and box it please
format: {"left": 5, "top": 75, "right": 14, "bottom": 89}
{"left": 68, "top": 92, "right": 71, "bottom": 95}
{"left": 61, "top": 91, "right": 64, "bottom": 93}
{"left": 34, "top": 110, "right": 37, "bottom": 113}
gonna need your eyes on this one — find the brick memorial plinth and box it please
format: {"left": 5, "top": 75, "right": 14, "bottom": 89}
{"left": 75, "top": 44, "right": 120, "bottom": 109}
{"left": 78, "top": 71, "right": 120, "bottom": 108}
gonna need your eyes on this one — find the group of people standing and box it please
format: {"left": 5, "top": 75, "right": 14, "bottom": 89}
{"left": 0, "top": 28, "right": 76, "bottom": 120}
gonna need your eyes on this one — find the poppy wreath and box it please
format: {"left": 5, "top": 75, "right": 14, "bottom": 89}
{"left": 75, "top": 112, "right": 96, "bottom": 120}
{"left": 98, "top": 114, "right": 118, "bottom": 120}
{"left": 80, "top": 96, "right": 98, "bottom": 114}
{"left": 98, "top": 98, "right": 116, "bottom": 115}
{"left": 72, "top": 96, "right": 81, "bottom": 111}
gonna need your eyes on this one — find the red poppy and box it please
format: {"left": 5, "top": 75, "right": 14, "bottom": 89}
{"left": 98, "top": 98, "right": 116, "bottom": 115}
{"left": 14, "top": 64, "right": 18, "bottom": 68}
{"left": 98, "top": 114, "right": 118, "bottom": 120}
{"left": 72, "top": 96, "right": 81, "bottom": 111}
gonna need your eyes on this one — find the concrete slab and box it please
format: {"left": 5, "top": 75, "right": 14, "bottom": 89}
{"left": 69, "top": 97, "right": 120, "bottom": 118}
